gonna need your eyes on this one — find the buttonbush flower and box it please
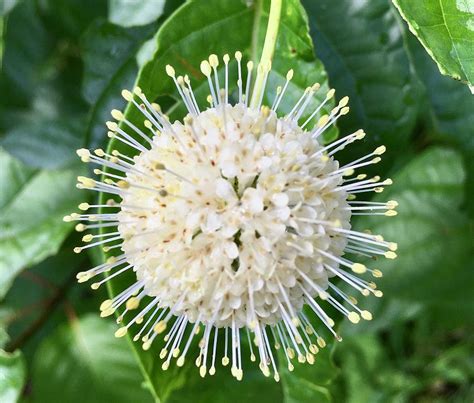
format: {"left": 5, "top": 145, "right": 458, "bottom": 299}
{"left": 65, "top": 52, "right": 397, "bottom": 381}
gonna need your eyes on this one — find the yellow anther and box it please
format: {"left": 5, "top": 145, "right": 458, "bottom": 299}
{"left": 106, "top": 121, "right": 118, "bottom": 131}
{"left": 317, "top": 114, "right": 329, "bottom": 127}
{"left": 111, "top": 109, "right": 124, "bottom": 120}
{"left": 76, "top": 272, "right": 90, "bottom": 283}
{"left": 326, "top": 88, "right": 335, "bottom": 99}
{"left": 76, "top": 148, "right": 91, "bottom": 162}
{"left": 286, "top": 347, "right": 295, "bottom": 359}
{"left": 374, "top": 145, "right": 386, "bottom": 155}
{"left": 154, "top": 320, "right": 167, "bottom": 334}
{"left": 126, "top": 297, "right": 139, "bottom": 310}
{"left": 385, "top": 251, "right": 397, "bottom": 259}
{"left": 100, "top": 308, "right": 115, "bottom": 317}
{"left": 339, "top": 96, "right": 349, "bottom": 107}
{"left": 121, "top": 89, "right": 133, "bottom": 101}
{"left": 223, "top": 54, "right": 230, "bottom": 64}
{"left": 82, "top": 234, "right": 93, "bottom": 242}
{"left": 317, "top": 337, "right": 326, "bottom": 348}
{"left": 200, "top": 60, "right": 211, "bottom": 76}
{"left": 352, "top": 263, "right": 367, "bottom": 274}
{"left": 343, "top": 169, "right": 355, "bottom": 176}
{"left": 209, "top": 54, "right": 219, "bottom": 68}
{"left": 388, "top": 242, "right": 398, "bottom": 251}
{"left": 340, "top": 106, "right": 350, "bottom": 115}
{"left": 165, "top": 64, "right": 175, "bottom": 77}
{"left": 348, "top": 311, "right": 360, "bottom": 323}
{"left": 73, "top": 247, "right": 82, "bottom": 254}
{"left": 318, "top": 290, "right": 329, "bottom": 300}
{"left": 78, "top": 203, "right": 89, "bottom": 211}
{"left": 100, "top": 299, "right": 113, "bottom": 311}
{"left": 114, "top": 327, "right": 127, "bottom": 338}
{"left": 75, "top": 224, "right": 86, "bottom": 232}
{"left": 361, "top": 310, "right": 373, "bottom": 320}
{"left": 387, "top": 200, "right": 398, "bottom": 209}
{"left": 385, "top": 210, "right": 398, "bottom": 216}
{"left": 372, "top": 269, "right": 383, "bottom": 278}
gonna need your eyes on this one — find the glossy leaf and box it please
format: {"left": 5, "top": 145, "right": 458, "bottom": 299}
{"left": 347, "top": 147, "right": 473, "bottom": 331}
{"left": 404, "top": 33, "right": 474, "bottom": 217}
{"left": 1, "top": 118, "right": 83, "bottom": 169}
{"left": 0, "top": 349, "right": 26, "bottom": 403}
{"left": 303, "top": 0, "right": 423, "bottom": 170}
{"left": 337, "top": 334, "right": 416, "bottom": 403}
{"left": 393, "top": 0, "right": 474, "bottom": 86}
{"left": 109, "top": 0, "right": 166, "bottom": 27}
{"left": 279, "top": 345, "right": 339, "bottom": 403}
{"left": 0, "top": 149, "right": 83, "bottom": 298}
{"left": 81, "top": 21, "right": 157, "bottom": 148}
{"left": 0, "top": 1, "right": 54, "bottom": 109}
{"left": 1, "top": 0, "right": 19, "bottom": 16}
{"left": 31, "top": 315, "right": 152, "bottom": 403}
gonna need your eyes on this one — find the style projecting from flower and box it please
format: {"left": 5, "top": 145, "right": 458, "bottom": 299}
{"left": 65, "top": 51, "right": 397, "bottom": 381}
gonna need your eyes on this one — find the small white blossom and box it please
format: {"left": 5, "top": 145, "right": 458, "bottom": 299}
{"left": 66, "top": 52, "right": 397, "bottom": 381}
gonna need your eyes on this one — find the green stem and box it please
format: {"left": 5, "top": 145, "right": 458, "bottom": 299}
{"left": 250, "top": 0, "right": 282, "bottom": 109}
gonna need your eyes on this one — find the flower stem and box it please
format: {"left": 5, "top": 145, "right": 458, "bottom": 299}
{"left": 250, "top": 0, "right": 282, "bottom": 109}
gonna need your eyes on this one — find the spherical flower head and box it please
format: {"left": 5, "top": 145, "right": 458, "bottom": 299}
{"left": 70, "top": 53, "right": 396, "bottom": 380}
{"left": 120, "top": 104, "right": 350, "bottom": 328}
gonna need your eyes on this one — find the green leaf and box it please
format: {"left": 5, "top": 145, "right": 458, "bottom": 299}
{"left": 0, "top": 1, "right": 54, "bottom": 109}
{"left": 336, "top": 334, "right": 417, "bottom": 403}
{"left": 1, "top": 118, "right": 84, "bottom": 169}
{"left": 108, "top": 0, "right": 166, "bottom": 27}
{"left": 349, "top": 147, "right": 473, "bottom": 330}
{"left": 100, "top": 0, "right": 336, "bottom": 399}
{"left": 392, "top": 0, "right": 474, "bottom": 86}
{"left": 81, "top": 21, "right": 157, "bottom": 148}
{"left": 1, "top": 0, "right": 19, "bottom": 16}
{"left": 0, "top": 349, "right": 26, "bottom": 403}
{"left": 403, "top": 32, "right": 474, "bottom": 216}
{"left": 37, "top": 0, "right": 107, "bottom": 40}
{"left": 279, "top": 345, "right": 339, "bottom": 403}
{"left": 81, "top": 22, "right": 156, "bottom": 105}
{"left": 30, "top": 314, "right": 152, "bottom": 403}
{"left": 0, "top": 149, "right": 84, "bottom": 299}
{"left": 303, "top": 0, "right": 423, "bottom": 169}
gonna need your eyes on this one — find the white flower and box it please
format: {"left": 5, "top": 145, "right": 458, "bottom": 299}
{"left": 66, "top": 52, "right": 397, "bottom": 381}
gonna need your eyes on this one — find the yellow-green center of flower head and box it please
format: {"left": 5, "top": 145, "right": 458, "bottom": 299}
{"left": 67, "top": 52, "right": 397, "bottom": 381}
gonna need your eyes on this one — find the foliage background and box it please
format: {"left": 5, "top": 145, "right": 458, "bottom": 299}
{"left": 0, "top": 0, "right": 473, "bottom": 402}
